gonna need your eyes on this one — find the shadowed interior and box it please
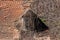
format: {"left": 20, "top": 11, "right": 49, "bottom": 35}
{"left": 22, "top": 10, "right": 49, "bottom": 32}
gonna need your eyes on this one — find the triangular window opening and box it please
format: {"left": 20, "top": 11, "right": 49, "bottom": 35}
{"left": 22, "top": 10, "right": 49, "bottom": 32}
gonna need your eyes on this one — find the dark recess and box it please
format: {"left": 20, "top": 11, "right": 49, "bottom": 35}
{"left": 34, "top": 17, "right": 49, "bottom": 32}
{"left": 19, "top": 10, "right": 49, "bottom": 32}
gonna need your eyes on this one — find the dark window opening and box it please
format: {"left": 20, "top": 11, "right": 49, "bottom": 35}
{"left": 22, "top": 10, "right": 49, "bottom": 32}
{"left": 34, "top": 17, "right": 49, "bottom": 32}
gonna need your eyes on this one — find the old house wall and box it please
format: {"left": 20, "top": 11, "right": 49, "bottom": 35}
{"left": 0, "top": 0, "right": 60, "bottom": 40}
{"left": 31, "top": 0, "right": 60, "bottom": 40}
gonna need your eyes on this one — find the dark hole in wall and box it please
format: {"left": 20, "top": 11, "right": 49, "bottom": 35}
{"left": 22, "top": 10, "right": 49, "bottom": 32}
{"left": 34, "top": 17, "right": 49, "bottom": 32}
